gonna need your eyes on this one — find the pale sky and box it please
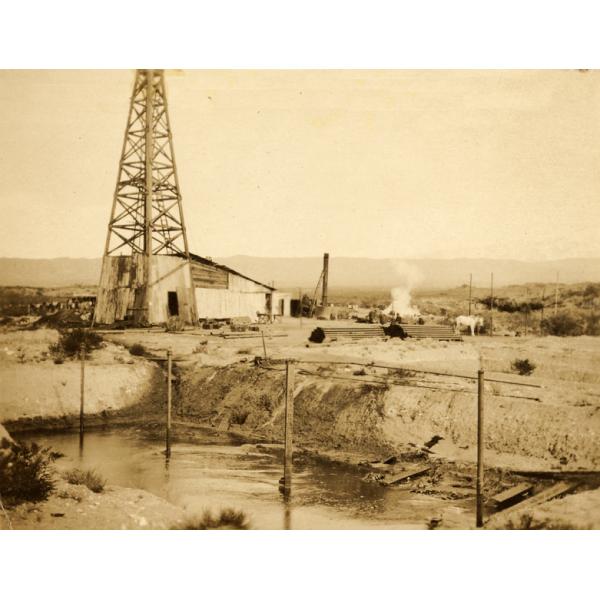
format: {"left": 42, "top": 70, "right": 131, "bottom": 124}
{"left": 1, "top": 69, "right": 599, "bottom": 261}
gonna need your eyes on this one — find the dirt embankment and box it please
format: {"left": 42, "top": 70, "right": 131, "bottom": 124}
{"left": 0, "top": 329, "right": 165, "bottom": 431}
{"left": 178, "top": 361, "right": 600, "bottom": 471}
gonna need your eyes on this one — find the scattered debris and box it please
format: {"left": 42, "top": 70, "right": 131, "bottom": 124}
{"left": 382, "top": 465, "right": 432, "bottom": 486}
{"left": 491, "top": 483, "right": 533, "bottom": 509}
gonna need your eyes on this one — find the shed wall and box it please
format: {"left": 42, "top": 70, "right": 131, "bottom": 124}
{"left": 95, "top": 255, "right": 196, "bottom": 324}
{"left": 195, "top": 273, "right": 270, "bottom": 320}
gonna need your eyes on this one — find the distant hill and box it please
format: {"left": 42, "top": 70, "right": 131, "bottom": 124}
{"left": 219, "top": 256, "right": 600, "bottom": 290}
{"left": 1, "top": 255, "right": 600, "bottom": 289}
{"left": 0, "top": 258, "right": 102, "bottom": 287}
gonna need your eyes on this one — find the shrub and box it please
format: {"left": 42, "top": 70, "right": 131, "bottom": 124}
{"left": 49, "top": 329, "right": 103, "bottom": 359}
{"left": 63, "top": 468, "right": 106, "bottom": 493}
{"left": 229, "top": 407, "right": 249, "bottom": 425}
{"left": 193, "top": 341, "right": 208, "bottom": 354}
{"left": 585, "top": 313, "right": 600, "bottom": 336}
{"left": 172, "top": 508, "right": 251, "bottom": 530}
{"left": 541, "top": 312, "right": 583, "bottom": 336}
{"left": 511, "top": 358, "right": 536, "bottom": 376}
{"left": 0, "top": 439, "right": 61, "bottom": 507}
{"left": 236, "top": 347, "right": 252, "bottom": 355}
{"left": 165, "top": 317, "right": 185, "bottom": 332}
{"left": 129, "top": 343, "right": 145, "bottom": 356}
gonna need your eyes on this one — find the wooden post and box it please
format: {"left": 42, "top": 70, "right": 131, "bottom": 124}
{"left": 476, "top": 369, "right": 485, "bottom": 528}
{"left": 489, "top": 273, "right": 494, "bottom": 336}
{"left": 261, "top": 330, "right": 268, "bottom": 360}
{"left": 554, "top": 271, "right": 559, "bottom": 316}
{"left": 166, "top": 350, "right": 172, "bottom": 458}
{"left": 283, "top": 497, "right": 292, "bottom": 530}
{"left": 283, "top": 360, "right": 295, "bottom": 497}
{"left": 524, "top": 286, "right": 529, "bottom": 337}
{"left": 541, "top": 287, "right": 545, "bottom": 328}
{"left": 79, "top": 343, "right": 85, "bottom": 438}
{"left": 468, "top": 273, "right": 472, "bottom": 316}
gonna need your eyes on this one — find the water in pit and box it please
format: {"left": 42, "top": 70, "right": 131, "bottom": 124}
{"left": 19, "top": 428, "right": 473, "bottom": 529}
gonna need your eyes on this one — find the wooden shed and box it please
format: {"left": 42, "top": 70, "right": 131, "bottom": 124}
{"left": 95, "top": 252, "right": 275, "bottom": 325}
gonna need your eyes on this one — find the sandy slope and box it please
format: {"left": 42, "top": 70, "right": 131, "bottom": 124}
{"left": 0, "top": 329, "right": 161, "bottom": 424}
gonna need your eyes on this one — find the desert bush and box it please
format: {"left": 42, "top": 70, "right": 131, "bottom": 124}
{"left": 541, "top": 312, "right": 584, "bottom": 336}
{"left": 229, "top": 407, "right": 249, "bottom": 425}
{"left": 584, "top": 313, "right": 600, "bottom": 336}
{"left": 129, "top": 343, "right": 145, "bottom": 356}
{"left": 63, "top": 468, "right": 106, "bottom": 493}
{"left": 165, "top": 316, "right": 185, "bottom": 332}
{"left": 0, "top": 439, "right": 61, "bottom": 507}
{"left": 511, "top": 358, "right": 536, "bottom": 376}
{"left": 49, "top": 328, "right": 103, "bottom": 359}
{"left": 236, "top": 347, "right": 252, "bottom": 355}
{"left": 172, "top": 508, "right": 251, "bottom": 530}
{"left": 193, "top": 340, "right": 208, "bottom": 354}
{"left": 478, "top": 296, "right": 544, "bottom": 314}
{"left": 504, "top": 513, "right": 575, "bottom": 530}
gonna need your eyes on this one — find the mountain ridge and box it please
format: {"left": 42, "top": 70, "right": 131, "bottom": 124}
{"left": 2, "top": 256, "right": 600, "bottom": 289}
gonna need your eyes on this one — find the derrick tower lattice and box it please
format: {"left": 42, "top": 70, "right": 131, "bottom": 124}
{"left": 103, "top": 69, "right": 190, "bottom": 258}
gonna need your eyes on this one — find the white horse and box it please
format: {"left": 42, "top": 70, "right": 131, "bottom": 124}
{"left": 455, "top": 315, "right": 484, "bottom": 336}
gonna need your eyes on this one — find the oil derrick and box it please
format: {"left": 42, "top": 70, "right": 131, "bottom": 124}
{"left": 96, "top": 69, "right": 196, "bottom": 325}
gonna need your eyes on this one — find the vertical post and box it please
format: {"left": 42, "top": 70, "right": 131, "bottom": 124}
{"left": 524, "top": 286, "right": 529, "bottom": 337}
{"left": 283, "top": 360, "right": 295, "bottom": 497}
{"left": 468, "top": 273, "right": 472, "bottom": 316}
{"left": 79, "top": 343, "right": 85, "bottom": 439}
{"left": 166, "top": 350, "right": 172, "bottom": 458}
{"left": 489, "top": 273, "right": 494, "bottom": 336}
{"left": 299, "top": 288, "right": 303, "bottom": 326}
{"left": 261, "top": 330, "right": 268, "bottom": 360}
{"left": 541, "top": 287, "right": 545, "bottom": 328}
{"left": 554, "top": 271, "right": 559, "bottom": 316}
{"left": 321, "top": 253, "right": 329, "bottom": 307}
{"left": 476, "top": 369, "right": 485, "bottom": 528}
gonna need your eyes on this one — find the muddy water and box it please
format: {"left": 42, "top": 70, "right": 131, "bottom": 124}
{"left": 21, "top": 428, "right": 473, "bottom": 529}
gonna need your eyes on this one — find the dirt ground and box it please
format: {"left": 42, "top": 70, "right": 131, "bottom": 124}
{"left": 2, "top": 475, "right": 184, "bottom": 530}
{"left": 2, "top": 318, "right": 599, "bottom": 528}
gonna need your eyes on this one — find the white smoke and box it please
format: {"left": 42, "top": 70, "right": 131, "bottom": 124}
{"left": 386, "top": 260, "right": 423, "bottom": 317}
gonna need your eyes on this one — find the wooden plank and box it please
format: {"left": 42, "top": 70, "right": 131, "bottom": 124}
{"left": 491, "top": 483, "right": 533, "bottom": 507}
{"left": 383, "top": 465, "right": 431, "bottom": 486}
{"left": 494, "top": 482, "right": 577, "bottom": 518}
{"left": 190, "top": 262, "right": 228, "bottom": 289}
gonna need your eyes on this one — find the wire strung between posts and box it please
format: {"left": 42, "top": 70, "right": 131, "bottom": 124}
{"left": 257, "top": 363, "right": 541, "bottom": 400}
{"left": 275, "top": 358, "right": 542, "bottom": 389}
{"left": 258, "top": 364, "right": 475, "bottom": 394}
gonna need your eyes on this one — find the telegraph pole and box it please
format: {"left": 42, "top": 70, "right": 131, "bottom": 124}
{"left": 476, "top": 369, "right": 485, "bottom": 528}
{"left": 489, "top": 273, "right": 494, "bottom": 336}
{"left": 468, "top": 273, "right": 473, "bottom": 316}
{"left": 554, "top": 271, "right": 559, "bottom": 316}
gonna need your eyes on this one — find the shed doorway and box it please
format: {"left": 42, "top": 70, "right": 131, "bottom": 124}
{"left": 167, "top": 291, "right": 179, "bottom": 317}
